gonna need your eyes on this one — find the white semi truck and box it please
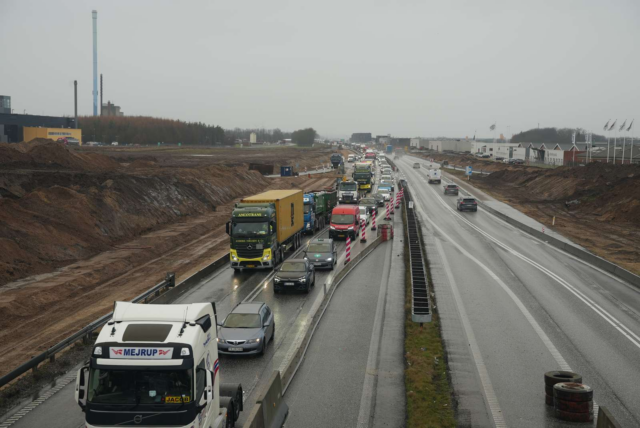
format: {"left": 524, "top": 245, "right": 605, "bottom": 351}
{"left": 428, "top": 169, "right": 441, "bottom": 184}
{"left": 75, "top": 302, "right": 243, "bottom": 428}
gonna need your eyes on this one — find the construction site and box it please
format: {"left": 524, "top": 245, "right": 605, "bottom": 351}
{"left": 0, "top": 140, "right": 345, "bottom": 379}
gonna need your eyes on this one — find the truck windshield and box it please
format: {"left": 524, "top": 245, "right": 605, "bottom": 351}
{"left": 332, "top": 214, "right": 354, "bottom": 225}
{"left": 339, "top": 183, "right": 357, "bottom": 191}
{"left": 88, "top": 368, "right": 193, "bottom": 405}
{"left": 232, "top": 222, "right": 269, "bottom": 237}
{"left": 224, "top": 314, "right": 261, "bottom": 328}
{"left": 354, "top": 173, "right": 370, "bottom": 179}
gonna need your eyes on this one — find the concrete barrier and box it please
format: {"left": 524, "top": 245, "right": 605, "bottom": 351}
{"left": 242, "top": 371, "right": 289, "bottom": 428}
{"left": 596, "top": 406, "right": 622, "bottom": 428}
{"left": 151, "top": 253, "right": 230, "bottom": 304}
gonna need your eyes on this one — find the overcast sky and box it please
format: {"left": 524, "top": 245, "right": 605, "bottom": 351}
{"left": 1, "top": 0, "right": 639, "bottom": 139}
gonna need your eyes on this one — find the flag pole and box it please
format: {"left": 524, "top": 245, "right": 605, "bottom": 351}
{"left": 614, "top": 129, "right": 617, "bottom": 164}
{"left": 607, "top": 131, "right": 610, "bottom": 163}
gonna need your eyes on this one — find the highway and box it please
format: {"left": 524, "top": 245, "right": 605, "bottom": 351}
{"left": 2, "top": 157, "right": 388, "bottom": 428}
{"left": 395, "top": 155, "right": 640, "bottom": 427}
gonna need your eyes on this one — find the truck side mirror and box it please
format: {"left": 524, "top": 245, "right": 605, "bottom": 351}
{"left": 225, "top": 221, "right": 230, "bottom": 235}
{"left": 75, "top": 366, "right": 89, "bottom": 411}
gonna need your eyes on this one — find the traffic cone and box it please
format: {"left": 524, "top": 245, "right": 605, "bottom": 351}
{"left": 371, "top": 210, "right": 377, "bottom": 231}
{"left": 345, "top": 236, "right": 351, "bottom": 264}
{"left": 385, "top": 203, "right": 391, "bottom": 221}
{"left": 361, "top": 219, "right": 367, "bottom": 243}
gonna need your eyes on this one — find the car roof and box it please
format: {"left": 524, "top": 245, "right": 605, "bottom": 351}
{"left": 232, "top": 302, "right": 264, "bottom": 314}
{"left": 332, "top": 205, "right": 359, "bottom": 214}
{"left": 310, "top": 238, "right": 333, "bottom": 244}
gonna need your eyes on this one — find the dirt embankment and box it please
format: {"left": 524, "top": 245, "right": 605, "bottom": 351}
{"left": 469, "top": 162, "right": 640, "bottom": 274}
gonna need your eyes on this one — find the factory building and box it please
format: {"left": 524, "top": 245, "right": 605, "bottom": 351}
{"left": 101, "top": 101, "right": 124, "bottom": 117}
{"left": 0, "top": 113, "right": 78, "bottom": 143}
{"left": 0, "top": 96, "right": 11, "bottom": 114}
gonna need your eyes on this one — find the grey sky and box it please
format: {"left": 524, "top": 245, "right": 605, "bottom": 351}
{"left": 1, "top": 0, "right": 639, "bottom": 139}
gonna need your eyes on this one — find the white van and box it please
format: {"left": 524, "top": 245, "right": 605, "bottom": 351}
{"left": 428, "top": 169, "right": 441, "bottom": 184}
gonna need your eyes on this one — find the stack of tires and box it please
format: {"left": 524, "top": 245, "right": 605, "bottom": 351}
{"left": 544, "top": 371, "right": 594, "bottom": 422}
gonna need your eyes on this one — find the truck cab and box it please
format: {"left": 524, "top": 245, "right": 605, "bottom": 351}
{"left": 330, "top": 153, "right": 343, "bottom": 169}
{"left": 353, "top": 162, "right": 373, "bottom": 193}
{"left": 337, "top": 180, "right": 360, "bottom": 204}
{"left": 303, "top": 193, "right": 317, "bottom": 234}
{"left": 75, "top": 302, "right": 242, "bottom": 428}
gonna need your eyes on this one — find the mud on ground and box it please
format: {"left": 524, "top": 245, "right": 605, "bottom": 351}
{"left": 0, "top": 141, "right": 345, "bottom": 378}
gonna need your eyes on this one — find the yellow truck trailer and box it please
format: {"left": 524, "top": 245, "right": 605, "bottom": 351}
{"left": 227, "top": 190, "right": 304, "bottom": 270}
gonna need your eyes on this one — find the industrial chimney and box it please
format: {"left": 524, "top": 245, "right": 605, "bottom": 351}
{"left": 92, "top": 10, "right": 98, "bottom": 116}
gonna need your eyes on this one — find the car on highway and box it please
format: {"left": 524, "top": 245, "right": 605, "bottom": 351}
{"left": 347, "top": 154, "right": 356, "bottom": 163}
{"left": 380, "top": 179, "right": 395, "bottom": 192}
{"left": 358, "top": 205, "right": 370, "bottom": 226}
{"left": 378, "top": 185, "right": 393, "bottom": 201}
{"left": 359, "top": 197, "right": 378, "bottom": 216}
{"left": 329, "top": 205, "right": 361, "bottom": 240}
{"left": 413, "top": 163, "right": 420, "bottom": 169}
{"left": 457, "top": 197, "right": 478, "bottom": 212}
{"left": 372, "top": 192, "right": 385, "bottom": 207}
{"left": 444, "top": 184, "right": 459, "bottom": 195}
{"left": 217, "top": 302, "right": 275, "bottom": 355}
{"left": 380, "top": 174, "right": 393, "bottom": 182}
{"left": 273, "top": 259, "right": 316, "bottom": 293}
{"left": 303, "top": 238, "right": 337, "bottom": 270}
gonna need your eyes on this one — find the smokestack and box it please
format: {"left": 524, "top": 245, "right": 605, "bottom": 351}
{"left": 74, "top": 80, "right": 78, "bottom": 129}
{"left": 100, "top": 74, "right": 103, "bottom": 116}
{"left": 92, "top": 10, "right": 98, "bottom": 116}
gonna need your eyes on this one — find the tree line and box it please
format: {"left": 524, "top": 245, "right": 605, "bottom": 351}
{"left": 79, "top": 116, "right": 226, "bottom": 145}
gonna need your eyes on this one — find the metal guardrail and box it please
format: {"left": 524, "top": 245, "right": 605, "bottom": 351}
{"left": 0, "top": 254, "right": 230, "bottom": 389}
{"left": 399, "top": 180, "right": 432, "bottom": 324}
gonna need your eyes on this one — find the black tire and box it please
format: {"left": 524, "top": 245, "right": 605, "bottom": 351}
{"left": 225, "top": 403, "right": 236, "bottom": 428}
{"left": 259, "top": 342, "right": 265, "bottom": 356}
{"left": 312, "top": 273, "right": 316, "bottom": 286}
{"left": 553, "top": 383, "right": 593, "bottom": 402}
{"left": 544, "top": 371, "right": 582, "bottom": 387}
{"left": 271, "top": 324, "right": 275, "bottom": 343}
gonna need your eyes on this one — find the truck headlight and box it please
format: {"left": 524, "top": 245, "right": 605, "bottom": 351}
{"left": 274, "top": 277, "right": 281, "bottom": 283}
{"left": 263, "top": 254, "right": 271, "bottom": 261}
{"left": 330, "top": 226, "right": 336, "bottom": 230}
{"left": 306, "top": 223, "right": 311, "bottom": 229}
{"left": 348, "top": 226, "right": 354, "bottom": 230}
{"left": 231, "top": 254, "right": 238, "bottom": 261}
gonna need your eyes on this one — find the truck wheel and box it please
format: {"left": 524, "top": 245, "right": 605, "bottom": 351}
{"left": 225, "top": 403, "right": 236, "bottom": 427}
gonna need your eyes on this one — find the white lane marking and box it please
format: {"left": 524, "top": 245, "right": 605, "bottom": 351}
{"left": 436, "top": 239, "right": 507, "bottom": 427}
{"left": 356, "top": 235, "right": 393, "bottom": 428}
{"left": 423, "top": 171, "right": 640, "bottom": 350}
{"left": 400, "top": 160, "right": 601, "bottom": 417}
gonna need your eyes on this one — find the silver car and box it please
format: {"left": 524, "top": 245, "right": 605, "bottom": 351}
{"left": 217, "top": 302, "right": 274, "bottom": 356}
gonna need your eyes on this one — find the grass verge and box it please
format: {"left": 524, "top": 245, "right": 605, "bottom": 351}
{"left": 403, "top": 204, "right": 456, "bottom": 428}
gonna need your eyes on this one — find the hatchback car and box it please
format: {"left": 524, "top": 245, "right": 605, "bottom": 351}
{"left": 444, "top": 184, "right": 459, "bottom": 195}
{"left": 378, "top": 185, "right": 393, "bottom": 201}
{"left": 372, "top": 192, "right": 385, "bottom": 207}
{"left": 273, "top": 259, "right": 316, "bottom": 293}
{"left": 457, "top": 197, "right": 478, "bottom": 212}
{"left": 304, "top": 238, "right": 337, "bottom": 270}
{"left": 358, "top": 206, "right": 370, "bottom": 226}
{"left": 380, "top": 180, "right": 395, "bottom": 192}
{"left": 217, "top": 302, "right": 274, "bottom": 356}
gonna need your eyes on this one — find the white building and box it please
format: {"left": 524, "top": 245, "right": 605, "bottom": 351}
{"left": 472, "top": 141, "right": 520, "bottom": 156}
{"left": 429, "top": 140, "right": 472, "bottom": 153}
{"left": 410, "top": 138, "right": 429, "bottom": 148}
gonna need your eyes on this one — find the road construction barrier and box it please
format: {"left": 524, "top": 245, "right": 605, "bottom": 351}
{"left": 371, "top": 210, "right": 377, "bottom": 231}
{"left": 385, "top": 203, "right": 391, "bottom": 220}
{"left": 390, "top": 200, "right": 395, "bottom": 215}
{"left": 345, "top": 236, "right": 352, "bottom": 264}
{"left": 243, "top": 371, "right": 289, "bottom": 428}
{"left": 596, "top": 406, "right": 622, "bottom": 428}
{"left": 361, "top": 219, "right": 367, "bottom": 243}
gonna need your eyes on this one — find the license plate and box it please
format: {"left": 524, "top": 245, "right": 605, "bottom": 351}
{"left": 246, "top": 265, "right": 255, "bottom": 268}
{"left": 228, "top": 347, "right": 243, "bottom": 352}
{"left": 285, "top": 282, "right": 294, "bottom": 286}
{"left": 338, "top": 234, "right": 345, "bottom": 238}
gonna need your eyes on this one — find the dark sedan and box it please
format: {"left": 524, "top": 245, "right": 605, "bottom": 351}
{"left": 359, "top": 197, "right": 378, "bottom": 216}
{"left": 372, "top": 192, "right": 385, "bottom": 207}
{"left": 304, "top": 238, "right": 337, "bottom": 270}
{"left": 274, "top": 259, "right": 316, "bottom": 293}
{"left": 444, "top": 184, "right": 459, "bottom": 195}
{"left": 457, "top": 197, "right": 478, "bottom": 212}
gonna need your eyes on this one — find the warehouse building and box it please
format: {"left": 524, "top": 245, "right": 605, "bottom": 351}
{"left": 0, "top": 113, "right": 78, "bottom": 143}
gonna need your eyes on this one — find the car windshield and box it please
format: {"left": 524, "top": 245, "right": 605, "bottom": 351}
{"left": 379, "top": 187, "right": 391, "bottom": 192}
{"left": 224, "top": 313, "right": 261, "bottom": 328}
{"left": 339, "top": 183, "right": 358, "bottom": 191}
{"left": 88, "top": 368, "right": 192, "bottom": 405}
{"left": 463, "top": 199, "right": 476, "bottom": 203}
{"left": 303, "top": 205, "right": 311, "bottom": 214}
{"left": 360, "top": 198, "right": 375, "bottom": 205}
{"left": 447, "top": 185, "right": 457, "bottom": 189}
{"left": 232, "top": 222, "right": 269, "bottom": 237}
{"left": 307, "top": 243, "right": 331, "bottom": 252}
{"left": 332, "top": 214, "right": 354, "bottom": 224}
{"left": 280, "top": 262, "right": 306, "bottom": 272}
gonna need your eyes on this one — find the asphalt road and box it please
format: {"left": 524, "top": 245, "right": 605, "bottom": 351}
{"left": 284, "top": 211, "right": 404, "bottom": 428}
{"left": 396, "top": 155, "right": 640, "bottom": 427}
{"left": 2, "top": 158, "right": 387, "bottom": 428}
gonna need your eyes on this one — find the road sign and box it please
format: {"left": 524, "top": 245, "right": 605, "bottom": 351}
{"left": 465, "top": 166, "right": 473, "bottom": 176}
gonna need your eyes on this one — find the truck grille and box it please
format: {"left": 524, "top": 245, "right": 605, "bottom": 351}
{"left": 236, "top": 243, "right": 264, "bottom": 258}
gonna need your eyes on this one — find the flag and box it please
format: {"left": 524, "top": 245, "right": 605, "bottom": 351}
{"left": 603, "top": 120, "right": 610, "bottom": 131}
{"left": 489, "top": 123, "right": 496, "bottom": 131}
{"left": 627, "top": 119, "right": 634, "bottom": 132}
{"left": 608, "top": 120, "right": 617, "bottom": 131}
{"left": 619, "top": 120, "right": 627, "bottom": 132}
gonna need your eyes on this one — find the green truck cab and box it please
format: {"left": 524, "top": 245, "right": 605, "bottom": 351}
{"left": 353, "top": 162, "right": 373, "bottom": 193}
{"left": 227, "top": 190, "right": 304, "bottom": 270}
